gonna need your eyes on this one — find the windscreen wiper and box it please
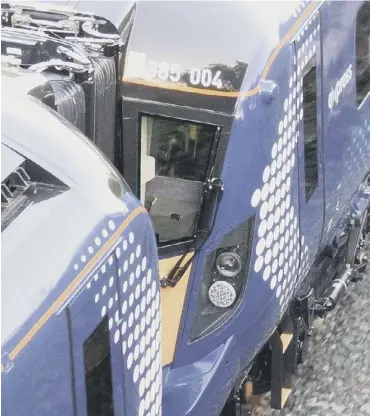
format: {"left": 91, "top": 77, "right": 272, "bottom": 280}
{"left": 160, "top": 252, "right": 195, "bottom": 288}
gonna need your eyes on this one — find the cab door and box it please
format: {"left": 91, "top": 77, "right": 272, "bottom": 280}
{"left": 295, "top": 10, "right": 325, "bottom": 273}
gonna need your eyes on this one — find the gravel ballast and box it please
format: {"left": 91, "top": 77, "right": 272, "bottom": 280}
{"left": 242, "top": 264, "right": 370, "bottom": 416}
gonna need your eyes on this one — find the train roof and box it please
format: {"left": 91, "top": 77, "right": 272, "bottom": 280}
{"left": 120, "top": 1, "right": 315, "bottom": 114}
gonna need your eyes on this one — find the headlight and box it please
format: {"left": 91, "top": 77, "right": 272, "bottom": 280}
{"left": 208, "top": 280, "right": 237, "bottom": 308}
{"left": 190, "top": 215, "right": 256, "bottom": 340}
{"left": 216, "top": 251, "right": 242, "bottom": 278}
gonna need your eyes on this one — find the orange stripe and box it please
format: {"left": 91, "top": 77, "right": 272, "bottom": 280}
{"left": 122, "top": 1, "right": 319, "bottom": 98}
{"left": 121, "top": 77, "right": 260, "bottom": 98}
{"left": 261, "top": 0, "right": 318, "bottom": 80}
{"left": 7, "top": 206, "right": 147, "bottom": 362}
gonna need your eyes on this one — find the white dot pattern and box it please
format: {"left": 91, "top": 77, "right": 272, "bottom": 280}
{"left": 249, "top": 15, "right": 322, "bottom": 315}
{"left": 82, "top": 219, "right": 162, "bottom": 416}
{"left": 325, "top": 118, "right": 370, "bottom": 235}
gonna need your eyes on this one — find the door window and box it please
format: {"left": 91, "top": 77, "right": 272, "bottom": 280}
{"left": 140, "top": 115, "right": 217, "bottom": 244}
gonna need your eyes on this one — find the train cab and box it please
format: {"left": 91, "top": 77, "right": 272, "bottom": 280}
{"left": 1, "top": 69, "right": 162, "bottom": 416}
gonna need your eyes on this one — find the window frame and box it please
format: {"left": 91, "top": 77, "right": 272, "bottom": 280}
{"left": 120, "top": 97, "right": 232, "bottom": 256}
{"left": 355, "top": 1, "right": 370, "bottom": 108}
{"left": 139, "top": 113, "right": 219, "bottom": 246}
{"left": 302, "top": 54, "right": 319, "bottom": 202}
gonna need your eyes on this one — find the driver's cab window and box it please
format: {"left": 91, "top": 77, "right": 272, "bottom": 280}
{"left": 140, "top": 115, "right": 217, "bottom": 244}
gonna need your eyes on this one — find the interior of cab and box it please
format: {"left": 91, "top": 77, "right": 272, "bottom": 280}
{"left": 140, "top": 115, "right": 217, "bottom": 244}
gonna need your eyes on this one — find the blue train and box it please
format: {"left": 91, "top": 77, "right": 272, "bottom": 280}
{"left": 1, "top": 1, "right": 369, "bottom": 415}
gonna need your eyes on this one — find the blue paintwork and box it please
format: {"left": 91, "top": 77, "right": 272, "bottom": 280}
{"left": 2, "top": 90, "right": 161, "bottom": 416}
{"left": 161, "top": 1, "right": 370, "bottom": 415}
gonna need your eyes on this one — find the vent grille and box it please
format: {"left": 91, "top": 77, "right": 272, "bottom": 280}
{"left": 1, "top": 160, "right": 69, "bottom": 232}
{"left": 1, "top": 165, "right": 33, "bottom": 230}
{"left": 1, "top": 166, "right": 31, "bottom": 208}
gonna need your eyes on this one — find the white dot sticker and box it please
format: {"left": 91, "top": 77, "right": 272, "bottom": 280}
{"left": 272, "top": 143, "right": 278, "bottom": 159}
{"left": 130, "top": 272, "right": 135, "bottom": 286}
{"left": 258, "top": 220, "right": 267, "bottom": 238}
{"left": 276, "top": 285, "right": 282, "bottom": 298}
{"left": 260, "top": 201, "right": 269, "bottom": 220}
{"left": 263, "top": 265, "right": 271, "bottom": 281}
{"left": 261, "top": 183, "right": 270, "bottom": 201}
{"left": 278, "top": 121, "right": 283, "bottom": 135}
{"left": 263, "top": 166, "right": 270, "bottom": 183}
{"left": 147, "top": 269, "right": 152, "bottom": 285}
{"left": 270, "top": 275, "right": 277, "bottom": 290}
{"left": 127, "top": 352, "right": 133, "bottom": 369}
{"left": 256, "top": 238, "right": 266, "bottom": 256}
{"left": 264, "top": 249, "right": 272, "bottom": 265}
{"left": 122, "top": 301, "right": 128, "bottom": 315}
{"left": 129, "top": 232, "right": 134, "bottom": 244}
{"left": 251, "top": 189, "right": 261, "bottom": 207}
{"left": 142, "top": 257, "right": 147, "bottom": 272}
{"left": 254, "top": 256, "right": 264, "bottom": 273}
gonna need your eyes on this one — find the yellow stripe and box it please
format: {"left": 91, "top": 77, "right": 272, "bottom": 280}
{"left": 122, "top": 2, "right": 319, "bottom": 98}
{"left": 159, "top": 253, "right": 193, "bottom": 366}
{"left": 261, "top": 1, "right": 318, "bottom": 80}
{"left": 7, "top": 206, "right": 147, "bottom": 362}
{"left": 121, "top": 77, "right": 260, "bottom": 97}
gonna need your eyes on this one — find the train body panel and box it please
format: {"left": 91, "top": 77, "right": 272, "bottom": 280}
{"left": 1, "top": 1, "right": 369, "bottom": 415}
{"left": 320, "top": 0, "right": 370, "bottom": 245}
{"left": 1, "top": 86, "right": 162, "bottom": 416}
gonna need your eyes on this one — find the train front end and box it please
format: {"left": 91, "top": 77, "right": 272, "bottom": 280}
{"left": 1, "top": 63, "right": 161, "bottom": 416}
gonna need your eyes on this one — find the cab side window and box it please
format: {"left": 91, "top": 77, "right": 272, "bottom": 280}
{"left": 140, "top": 115, "right": 217, "bottom": 244}
{"left": 356, "top": 1, "right": 370, "bottom": 106}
